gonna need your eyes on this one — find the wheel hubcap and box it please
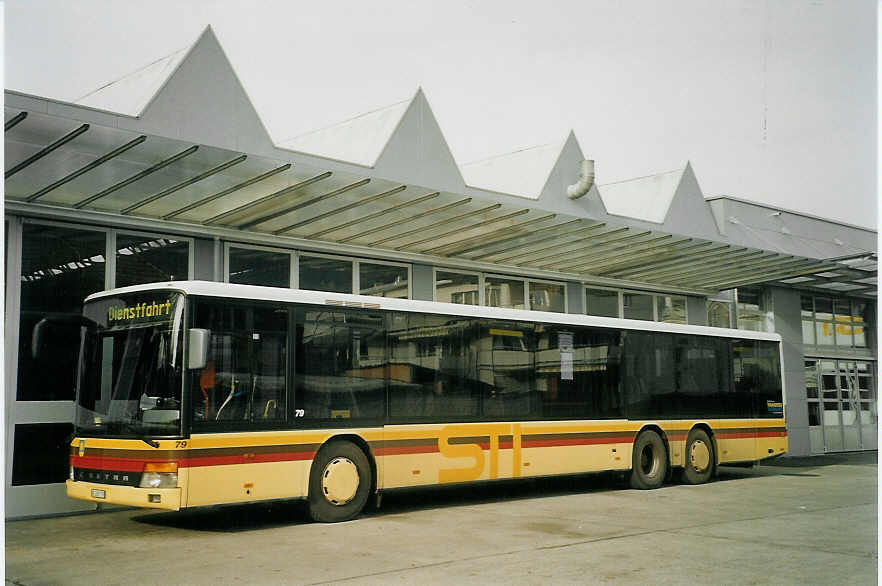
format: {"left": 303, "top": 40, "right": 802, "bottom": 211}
{"left": 321, "top": 457, "right": 359, "bottom": 505}
{"left": 690, "top": 440, "right": 710, "bottom": 472}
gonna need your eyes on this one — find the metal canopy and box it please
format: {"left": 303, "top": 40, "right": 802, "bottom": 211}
{"left": 5, "top": 107, "right": 870, "bottom": 296}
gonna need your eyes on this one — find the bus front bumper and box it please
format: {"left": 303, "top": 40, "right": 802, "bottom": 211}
{"left": 66, "top": 480, "right": 182, "bottom": 511}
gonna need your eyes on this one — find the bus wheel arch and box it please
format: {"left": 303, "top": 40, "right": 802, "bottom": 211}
{"left": 307, "top": 436, "right": 374, "bottom": 523}
{"left": 681, "top": 426, "right": 716, "bottom": 485}
{"left": 629, "top": 426, "right": 668, "bottom": 490}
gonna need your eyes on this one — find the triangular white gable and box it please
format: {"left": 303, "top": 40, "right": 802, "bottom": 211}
{"left": 461, "top": 137, "right": 566, "bottom": 199}
{"left": 74, "top": 46, "right": 190, "bottom": 116}
{"left": 597, "top": 167, "right": 684, "bottom": 223}
{"left": 115, "top": 26, "right": 276, "bottom": 155}
{"left": 278, "top": 99, "right": 411, "bottom": 167}
{"left": 372, "top": 89, "right": 464, "bottom": 194}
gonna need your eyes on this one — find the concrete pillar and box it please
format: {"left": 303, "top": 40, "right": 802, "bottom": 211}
{"left": 686, "top": 295, "right": 707, "bottom": 326}
{"left": 193, "top": 238, "right": 217, "bottom": 280}
{"left": 566, "top": 282, "right": 583, "bottom": 314}
{"left": 770, "top": 286, "right": 810, "bottom": 456}
{"left": 411, "top": 264, "right": 434, "bottom": 301}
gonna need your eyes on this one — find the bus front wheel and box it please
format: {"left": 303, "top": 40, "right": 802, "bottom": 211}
{"left": 308, "top": 441, "right": 371, "bottom": 523}
{"left": 681, "top": 428, "right": 715, "bottom": 485}
{"left": 629, "top": 430, "right": 667, "bottom": 490}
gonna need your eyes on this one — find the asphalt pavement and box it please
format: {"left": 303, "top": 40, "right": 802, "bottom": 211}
{"left": 5, "top": 451, "right": 877, "bottom": 585}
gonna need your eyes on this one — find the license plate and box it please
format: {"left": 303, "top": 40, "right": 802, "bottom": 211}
{"left": 91, "top": 489, "right": 106, "bottom": 499}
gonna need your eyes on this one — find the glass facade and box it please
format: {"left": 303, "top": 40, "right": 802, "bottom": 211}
{"left": 4, "top": 214, "right": 877, "bottom": 519}
{"left": 116, "top": 234, "right": 189, "bottom": 287}
{"left": 11, "top": 423, "right": 74, "bottom": 485}
{"left": 300, "top": 255, "right": 353, "bottom": 293}
{"left": 623, "top": 292, "right": 654, "bottom": 320}
{"left": 801, "top": 294, "right": 870, "bottom": 350}
{"left": 485, "top": 275, "right": 526, "bottom": 309}
{"left": 707, "top": 300, "right": 732, "bottom": 328}
{"left": 656, "top": 295, "right": 686, "bottom": 324}
{"left": 229, "top": 247, "right": 290, "bottom": 287}
{"left": 585, "top": 287, "right": 619, "bottom": 317}
{"left": 360, "top": 262, "right": 409, "bottom": 298}
{"left": 736, "top": 288, "right": 773, "bottom": 332}
{"left": 18, "top": 224, "right": 106, "bottom": 401}
{"left": 436, "top": 270, "right": 480, "bottom": 305}
{"left": 529, "top": 281, "right": 565, "bottom": 313}
{"left": 805, "top": 359, "right": 876, "bottom": 452}
{"left": 586, "top": 287, "right": 688, "bottom": 324}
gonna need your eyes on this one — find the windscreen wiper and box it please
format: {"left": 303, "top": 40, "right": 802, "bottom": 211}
{"left": 141, "top": 438, "right": 160, "bottom": 448}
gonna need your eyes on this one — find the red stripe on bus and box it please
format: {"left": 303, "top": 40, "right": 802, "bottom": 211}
{"left": 70, "top": 456, "right": 152, "bottom": 472}
{"left": 182, "top": 451, "right": 316, "bottom": 468}
{"left": 522, "top": 437, "right": 625, "bottom": 448}
{"left": 717, "top": 431, "right": 786, "bottom": 440}
{"left": 375, "top": 445, "right": 440, "bottom": 456}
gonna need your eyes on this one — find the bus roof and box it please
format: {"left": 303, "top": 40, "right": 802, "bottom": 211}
{"left": 86, "top": 280, "right": 782, "bottom": 342}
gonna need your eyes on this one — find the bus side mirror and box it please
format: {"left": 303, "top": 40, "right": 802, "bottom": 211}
{"left": 188, "top": 328, "right": 210, "bottom": 370}
{"left": 32, "top": 315, "right": 98, "bottom": 359}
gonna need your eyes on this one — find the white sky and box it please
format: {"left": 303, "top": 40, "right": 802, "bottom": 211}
{"left": 4, "top": 0, "right": 878, "bottom": 229}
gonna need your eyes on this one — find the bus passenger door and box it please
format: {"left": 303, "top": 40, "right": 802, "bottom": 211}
{"left": 188, "top": 301, "right": 289, "bottom": 506}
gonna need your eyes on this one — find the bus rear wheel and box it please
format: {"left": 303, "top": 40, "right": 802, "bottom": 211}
{"left": 629, "top": 430, "right": 667, "bottom": 489}
{"left": 308, "top": 441, "right": 371, "bottom": 523}
{"left": 681, "top": 428, "right": 715, "bottom": 485}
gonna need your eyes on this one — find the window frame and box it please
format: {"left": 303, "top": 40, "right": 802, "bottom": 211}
{"left": 583, "top": 284, "right": 688, "bottom": 324}
{"left": 115, "top": 228, "right": 195, "bottom": 287}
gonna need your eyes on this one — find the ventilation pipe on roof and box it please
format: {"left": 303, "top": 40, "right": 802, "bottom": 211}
{"left": 567, "top": 159, "right": 595, "bottom": 199}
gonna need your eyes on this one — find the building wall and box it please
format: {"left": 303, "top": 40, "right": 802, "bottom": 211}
{"left": 4, "top": 213, "right": 875, "bottom": 518}
{"left": 771, "top": 286, "right": 811, "bottom": 456}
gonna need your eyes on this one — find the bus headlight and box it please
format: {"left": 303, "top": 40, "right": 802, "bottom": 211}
{"left": 140, "top": 462, "right": 178, "bottom": 488}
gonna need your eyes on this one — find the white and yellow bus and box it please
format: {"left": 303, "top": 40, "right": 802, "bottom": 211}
{"left": 64, "top": 281, "right": 786, "bottom": 522}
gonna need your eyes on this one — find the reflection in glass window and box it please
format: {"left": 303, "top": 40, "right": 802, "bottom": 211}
{"left": 481, "top": 321, "right": 534, "bottom": 417}
{"left": 296, "top": 310, "right": 386, "bottom": 422}
{"left": 535, "top": 325, "right": 622, "bottom": 419}
{"left": 586, "top": 288, "right": 619, "bottom": 317}
{"left": 18, "top": 224, "right": 106, "bottom": 401}
{"left": 656, "top": 296, "right": 686, "bottom": 324}
{"left": 529, "top": 281, "right": 565, "bottom": 313}
{"left": 116, "top": 235, "right": 189, "bottom": 287}
{"left": 360, "top": 262, "right": 409, "bottom": 298}
{"left": 623, "top": 292, "right": 653, "bottom": 320}
{"left": 801, "top": 295, "right": 813, "bottom": 318}
{"left": 736, "top": 288, "right": 772, "bottom": 332}
{"left": 814, "top": 297, "right": 833, "bottom": 320}
{"left": 300, "top": 255, "right": 352, "bottom": 293}
{"left": 228, "top": 247, "right": 290, "bottom": 288}
{"left": 12, "top": 423, "right": 74, "bottom": 485}
{"left": 801, "top": 294, "right": 871, "bottom": 350}
{"left": 436, "top": 271, "right": 479, "bottom": 305}
{"left": 833, "top": 299, "right": 851, "bottom": 322}
{"left": 707, "top": 301, "right": 732, "bottom": 328}
{"left": 485, "top": 276, "right": 525, "bottom": 309}
{"left": 815, "top": 322, "right": 835, "bottom": 346}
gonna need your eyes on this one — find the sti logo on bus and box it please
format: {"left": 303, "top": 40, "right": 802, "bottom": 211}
{"left": 107, "top": 300, "right": 173, "bottom": 322}
{"left": 438, "top": 424, "right": 524, "bottom": 483}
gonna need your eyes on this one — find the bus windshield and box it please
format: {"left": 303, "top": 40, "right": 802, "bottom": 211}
{"left": 76, "top": 292, "right": 185, "bottom": 438}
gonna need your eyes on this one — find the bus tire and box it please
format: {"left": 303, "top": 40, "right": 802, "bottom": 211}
{"left": 629, "top": 430, "right": 667, "bottom": 490}
{"left": 681, "top": 429, "right": 715, "bottom": 485}
{"left": 308, "top": 441, "right": 371, "bottom": 523}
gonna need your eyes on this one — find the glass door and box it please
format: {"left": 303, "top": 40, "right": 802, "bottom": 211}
{"left": 819, "top": 360, "right": 843, "bottom": 451}
{"left": 806, "top": 358, "right": 876, "bottom": 453}
{"left": 856, "top": 362, "right": 877, "bottom": 449}
{"left": 839, "top": 362, "right": 861, "bottom": 450}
